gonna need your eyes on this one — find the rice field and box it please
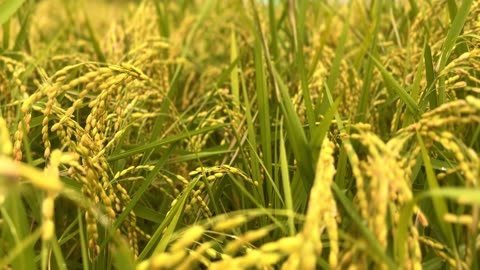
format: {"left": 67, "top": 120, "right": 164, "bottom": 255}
{"left": 0, "top": 0, "right": 479, "bottom": 269}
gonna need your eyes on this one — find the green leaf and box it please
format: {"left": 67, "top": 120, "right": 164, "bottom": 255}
{"left": 332, "top": 184, "right": 397, "bottom": 269}
{"left": 240, "top": 68, "right": 265, "bottom": 206}
{"left": 2, "top": 19, "right": 10, "bottom": 49}
{"left": 446, "top": 0, "right": 457, "bottom": 19}
{"left": 437, "top": 0, "right": 474, "bottom": 105}
{"left": 423, "top": 41, "right": 437, "bottom": 109}
{"left": 0, "top": 0, "right": 25, "bottom": 26}
{"left": 83, "top": 11, "right": 106, "bottom": 62}
{"left": 254, "top": 35, "right": 273, "bottom": 199}
{"left": 49, "top": 235, "right": 67, "bottom": 270}
{"left": 272, "top": 67, "right": 314, "bottom": 193}
{"left": 268, "top": 0, "right": 279, "bottom": 60}
{"left": 370, "top": 55, "right": 421, "bottom": 119}
{"left": 403, "top": 50, "right": 424, "bottom": 127}
{"left": 416, "top": 131, "right": 456, "bottom": 249}
{"left": 77, "top": 210, "right": 90, "bottom": 270}
{"left": 293, "top": 0, "right": 315, "bottom": 130}
{"left": 310, "top": 96, "right": 340, "bottom": 163}
{"left": 146, "top": 0, "right": 216, "bottom": 162}
{"left": 150, "top": 175, "right": 200, "bottom": 256}
{"left": 112, "top": 146, "right": 174, "bottom": 259}
{"left": 230, "top": 29, "right": 240, "bottom": 105}
{"left": 279, "top": 126, "right": 295, "bottom": 236}
{"left": 0, "top": 193, "right": 37, "bottom": 270}
{"left": 317, "top": 4, "right": 350, "bottom": 116}
{"left": 108, "top": 124, "right": 225, "bottom": 161}
{"left": 12, "top": 1, "right": 32, "bottom": 51}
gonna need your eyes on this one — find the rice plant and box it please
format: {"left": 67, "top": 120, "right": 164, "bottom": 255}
{"left": 0, "top": 0, "right": 479, "bottom": 269}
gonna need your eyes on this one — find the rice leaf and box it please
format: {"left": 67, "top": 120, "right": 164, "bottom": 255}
{"left": 437, "top": 0, "right": 474, "bottom": 104}
{"left": 0, "top": 0, "right": 25, "bottom": 26}
{"left": 279, "top": 127, "right": 295, "bottom": 236}
{"left": 108, "top": 124, "right": 224, "bottom": 161}
{"left": 370, "top": 55, "right": 421, "bottom": 119}
{"left": 416, "top": 130, "right": 456, "bottom": 250}
{"left": 272, "top": 67, "right": 314, "bottom": 193}
{"left": 83, "top": 11, "right": 106, "bottom": 63}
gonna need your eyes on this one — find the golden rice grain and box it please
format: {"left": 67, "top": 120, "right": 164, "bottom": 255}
{"left": 213, "top": 215, "right": 248, "bottom": 232}
{"left": 0, "top": 117, "right": 12, "bottom": 156}
{"left": 170, "top": 225, "right": 204, "bottom": 252}
{"left": 224, "top": 227, "right": 271, "bottom": 255}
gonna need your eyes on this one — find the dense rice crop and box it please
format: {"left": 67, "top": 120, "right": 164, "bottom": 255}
{"left": 0, "top": 0, "right": 479, "bottom": 269}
